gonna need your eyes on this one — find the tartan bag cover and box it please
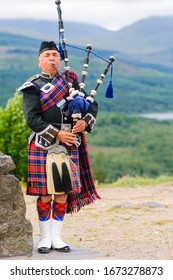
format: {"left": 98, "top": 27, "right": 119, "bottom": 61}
{"left": 40, "top": 72, "right": 73, "bottom": 112}
{"left": 27, "top": 71, "right": 100, "bottom": 213}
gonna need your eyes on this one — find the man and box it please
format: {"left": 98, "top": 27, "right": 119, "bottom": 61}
{"left": 19, "top": 41, "right": 100, "bottom": 254}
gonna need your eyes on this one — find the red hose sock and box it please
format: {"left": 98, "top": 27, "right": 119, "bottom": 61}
{"left": 52, "top": 201, "right": 67, "bottom": 221}
{"left": 37, "top": 199, "right": 51, "bottom": 221}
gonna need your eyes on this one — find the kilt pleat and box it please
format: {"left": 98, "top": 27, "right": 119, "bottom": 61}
{"left": 27, "top": 142, "right": 47, "bottom": 196}
{"left": 67, "top": 134, "right": 101, "bottom": 213}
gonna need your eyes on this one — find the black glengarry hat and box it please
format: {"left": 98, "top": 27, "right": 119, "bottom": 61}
{"left": 38, "top": 41, "right": 59, "bottom": 56}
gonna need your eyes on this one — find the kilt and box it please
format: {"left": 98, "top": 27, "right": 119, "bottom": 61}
{"left": 27, "top": 134, "right": 100, "bottom": 213}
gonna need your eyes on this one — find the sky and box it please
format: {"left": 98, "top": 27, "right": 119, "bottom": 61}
{"left": 1, "top": 0, "right": 173, "bottom": 31}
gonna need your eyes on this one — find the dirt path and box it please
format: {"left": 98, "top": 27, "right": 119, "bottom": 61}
{"left": 25, "top": 184, "right": 173, "bottom": 259}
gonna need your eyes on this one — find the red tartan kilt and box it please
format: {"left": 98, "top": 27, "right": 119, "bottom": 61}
{"left": 27, "top": 141, "right": 47, "bottom": 195}
{"left": 27, "top": 140, "right": 81, "bottom": 196}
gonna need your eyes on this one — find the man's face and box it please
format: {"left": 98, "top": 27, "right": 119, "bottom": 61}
{"left": 38, "top": 50, "right": 61, "bottom": 77}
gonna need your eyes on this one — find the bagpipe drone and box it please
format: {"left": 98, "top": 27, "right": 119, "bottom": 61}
{"left": 45, "top": 0, "right": 116, "bottom": 195}
{"left": 54, "top": 0, "right": 116, "bottom": 124}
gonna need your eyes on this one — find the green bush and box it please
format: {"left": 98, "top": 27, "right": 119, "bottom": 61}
{"left": 0, "top": 91, "right": 30, "bottom": 180}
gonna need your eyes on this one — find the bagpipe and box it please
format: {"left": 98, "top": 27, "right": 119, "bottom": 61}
{"left": 46, "top": 0, "right": 116, "bottom": 195}
{"left": 54, "top": 0, "right": 116, "bottom": 124}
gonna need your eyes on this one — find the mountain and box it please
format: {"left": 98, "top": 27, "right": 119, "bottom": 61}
{"left": 0, "top": 16, "right": 173, "bottom": 54}
{"left": 0, "top": 16, "right": 173, "bottom": 113}
{"left": 112, "top": 16, "right": 173, "bottom": 54}
{"left": 134, "top": 47, "right": 173, "bottom": 69}
{"left": 86, "top": 16, "right": 173, "bottom": 54}
{"left": 0, "top": 19, "right": 108, "bottom": 49}
{"left": 0, "top": 32, "right": 40, "bottom": 54}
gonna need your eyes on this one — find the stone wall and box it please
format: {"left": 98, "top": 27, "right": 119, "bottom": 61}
{"left": 0, "top": 151, "right": 33, "bottom": 258}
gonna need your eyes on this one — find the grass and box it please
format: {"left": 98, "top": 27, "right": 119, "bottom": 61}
{"left": 20, "top": 174, "right": 173, "bottom": 192}
{"left": 96, "top": 175, "right": 173, "bottom": 189}
{"left": 88, "top": 145, "right": 131, "bottom": 155}
{"left": 152, "top": 220, "right": 173, "bottom": 226}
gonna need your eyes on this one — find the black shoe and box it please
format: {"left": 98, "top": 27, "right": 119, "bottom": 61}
{"left": 38, "top": 247, "right": 51, "bottom": 254}
{"left": 55, "top": 246, "right": 71, "bottom": 253}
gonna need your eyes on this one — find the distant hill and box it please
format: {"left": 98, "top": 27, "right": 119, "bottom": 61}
{"left": 87, "top": 16, "right": 173, "bottom": 54}
{"left": 0, "top": 19, "right": 108, "bottom": 50}
{"left": 0, "top": 16, "right": 173, "bottom": 54}
{"left": 0, "top": 32, "right": 40, "bottom": 49}
{"left": 0, "top": 16, "right": 173, "bottom": 113}
{"left": 112, "top": 16, "right": 173, "bottom": 54}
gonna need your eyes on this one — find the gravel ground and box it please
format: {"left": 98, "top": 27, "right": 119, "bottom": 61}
{"left": 25, "top": 184, "right": 173, "bottom": 260}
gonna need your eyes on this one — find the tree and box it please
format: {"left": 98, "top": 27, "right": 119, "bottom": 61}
{"left": 93, "top": 153, "right": 106, "bottom": 183}
{"left": 0, "top": 91, "right": 30, "bottom": 180}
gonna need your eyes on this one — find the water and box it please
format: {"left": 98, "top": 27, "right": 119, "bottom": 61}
{"left": 139, "top": 113, "right": 173, "bottom": 120}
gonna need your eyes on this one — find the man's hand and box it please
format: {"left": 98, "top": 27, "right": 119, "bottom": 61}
{"left": 57, "top": 130, "right": 77, "bottom": 146}
{"left": 72, "top": 120, "right": 87, "bottom": 133}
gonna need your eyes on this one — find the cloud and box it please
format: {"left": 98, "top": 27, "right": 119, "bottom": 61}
{"left": 1, "top": 0, "right": 173, "bottom": 31}
{"left": 58, "top": 0, "right": 173, "bottom": 30}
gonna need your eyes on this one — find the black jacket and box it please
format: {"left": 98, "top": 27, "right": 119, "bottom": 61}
{"left": 19, "top": 72, "right": 98, "bottom": 146}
